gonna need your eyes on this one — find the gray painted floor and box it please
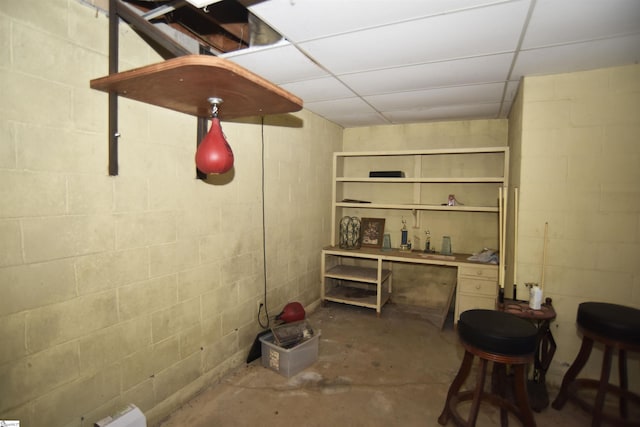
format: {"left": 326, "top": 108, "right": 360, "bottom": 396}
{"left": 159, "top": 303, "right": 594, "bottom": 426}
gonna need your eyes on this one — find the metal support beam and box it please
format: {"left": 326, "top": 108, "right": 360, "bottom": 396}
{"left": 106, "top": 0, "right": 193, "bottom": 176}
{"left": 115, "top": 0, "right": 191, "bottom": 58}
{"left": 108, "top": 0, "right": 119, "bottom": 176}
{"left": 196, "top": 117, "right": 208, "bottom": 180}
{"left": 196, "top": 44, "right": 211, "bottom": 180}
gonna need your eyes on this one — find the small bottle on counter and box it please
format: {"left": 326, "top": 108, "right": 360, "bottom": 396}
{"left": 529, "top": 284, "right": 542, "bottom": 310}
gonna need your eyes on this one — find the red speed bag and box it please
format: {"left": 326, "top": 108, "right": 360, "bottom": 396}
{"left": 276, "top": 302, "right": 305, "bottom": 323}
{"left": 195, "top": 117, "right": 234, "bottom": 174}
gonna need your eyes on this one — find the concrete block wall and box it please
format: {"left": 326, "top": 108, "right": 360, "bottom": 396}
{"left": 512, "top": 64, "right": 640, "bottom": 389}
{"left": 0, "top": 1, "right": 341, "bottom": 425}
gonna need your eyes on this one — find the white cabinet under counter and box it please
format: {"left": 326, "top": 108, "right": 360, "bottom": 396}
{"left": 455, "top": 265, "right": 500, "bottom": 320}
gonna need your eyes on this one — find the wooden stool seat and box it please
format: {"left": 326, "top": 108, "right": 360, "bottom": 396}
{"left": 438, "top": 309, "right": 538, "bottom": 426}
{"left": 552, "top": 302, "right": 640, "bottom": 427}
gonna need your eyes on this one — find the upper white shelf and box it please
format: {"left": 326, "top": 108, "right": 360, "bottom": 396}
{"left": 335, "top": 202, "right": 499, "bottom": 212}
{"left": 336, "top": 177, "right": 505, "bottom": 183}
{"left": 335, "top": 147, "right": 508, "bottom": 157}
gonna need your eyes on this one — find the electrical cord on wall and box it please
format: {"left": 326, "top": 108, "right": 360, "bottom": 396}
{"left": 258, "top": 116, "right": 270, "bottom": 329}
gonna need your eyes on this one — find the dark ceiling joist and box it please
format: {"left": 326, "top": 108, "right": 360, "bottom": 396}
{"left": 123, "top": 0, "right": 250, "bottom": 54}
{"left": 188, "top": 5, "right": 249, "bottom": 48}
{"left": 141, "top": 0, "right": 186, "bottom": 21}
{"left": 114, "top": 0, "right": 192, "bottom": 58}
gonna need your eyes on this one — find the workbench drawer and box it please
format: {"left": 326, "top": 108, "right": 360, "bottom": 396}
{"left": 458, "top": 266, "right": 498, "bottom": 280}
{"left": 458, "top": 278, "right": 497, "bottom": 297}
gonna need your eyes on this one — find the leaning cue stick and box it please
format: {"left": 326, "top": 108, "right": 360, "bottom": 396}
{"left": 514, "top": 187, "right": 519, "bottom": 299}
{"left": 502, "top": 188, "right": 507, "bottom": 294}
{"left": 498, "top": 187, "right": 503, "bottom": 289}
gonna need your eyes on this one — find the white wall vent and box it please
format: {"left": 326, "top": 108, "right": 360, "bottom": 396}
{"left": 94, "top": 404, "right": 146, "bottom": 427}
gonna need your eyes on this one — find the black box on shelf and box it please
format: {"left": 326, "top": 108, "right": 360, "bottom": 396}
{"left": 369, "top": 171, "right": 405, "bottom": 178}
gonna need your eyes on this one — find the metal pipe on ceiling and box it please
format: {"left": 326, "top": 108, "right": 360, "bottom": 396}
{"left": 142, "top": 0, "right": 188, "bottom": 20}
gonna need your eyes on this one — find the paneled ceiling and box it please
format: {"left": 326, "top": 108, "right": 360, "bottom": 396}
{"left": 119, "top": 0, "right": 640, "bottom": 128}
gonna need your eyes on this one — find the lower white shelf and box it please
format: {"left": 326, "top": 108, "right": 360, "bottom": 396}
{"left": 325, "top": 265, "right": 391, "bottom": 283}
{"left": 323, "top": 280, "right": 392, "bottom": 312}
{"left": 321, "top": 257, "right": 393, "bottom": 316}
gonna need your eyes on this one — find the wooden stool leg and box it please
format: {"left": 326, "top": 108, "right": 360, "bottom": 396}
{"left": 439, "top": 351, "right": 474, "bottom": 425}
{"left": 491, "top": 363, "right": 509, "bottom": 427}
{"left": 552, "top": 336, "right": 594, "bottom": 410}
{"left": 468, "top": 358, "right": 488, "bottom": 427}
{"left": 592, "top": 345, "right": 613, "bottom": 427}
{"left": 513, "top": 364, "right": 536, "bottom": 427}
{"left": 619, "top": 349, "right": 628, "bottom": 420}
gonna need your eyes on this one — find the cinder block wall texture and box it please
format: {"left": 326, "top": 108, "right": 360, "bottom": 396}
{"left": 512, "top": 64, "right": 640, "bottom": 389}
{"left": 0, "top": 1, "right": 341, "bottom": 425}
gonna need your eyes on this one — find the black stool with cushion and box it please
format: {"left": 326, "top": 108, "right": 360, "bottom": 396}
{"left": 439, "top": 309, "right": 538, "bottom": 427}
{"left": 552, "top": 302, "right": 640, "bottom": 427}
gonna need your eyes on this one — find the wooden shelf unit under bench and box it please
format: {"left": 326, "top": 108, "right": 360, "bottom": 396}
{"left": 321, "top": 246, "right": 498, "bottom": 326}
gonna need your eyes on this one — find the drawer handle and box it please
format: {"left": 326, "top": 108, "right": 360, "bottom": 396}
{"left": 475, "top": 284, "right": 481, "bottom": 290}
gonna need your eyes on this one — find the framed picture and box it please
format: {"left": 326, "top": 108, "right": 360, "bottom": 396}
{"left": 360, "top": 218, "right": 385, "bottom": 248}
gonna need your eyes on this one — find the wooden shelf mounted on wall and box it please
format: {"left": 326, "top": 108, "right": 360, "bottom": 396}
{"left": 90, "top": 54, "right": 303, "bottom": 119}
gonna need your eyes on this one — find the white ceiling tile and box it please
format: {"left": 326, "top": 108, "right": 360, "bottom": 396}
{"left": 280, "top": 77, "right": 356, "bottom": 103}
{"left": 523, "top": 0, "right": 640, "bottom": 49}
{"left": 512, "top": 34, "right": 640, "bottom": 80}
{"left": 304, "top": 97, "right": 380, "bottom": 117}
{"left": 339, "top": 53, "right": 514, "bottom": 95}
{"left": 248, "top": 0, "right": 516, "bottom": 42}
{"left": 365, "top": 83, "right": 505, "bottom": 111}
{"left": 322, "top": 113, "right": 390, "bottom": 128}
{"left": 216, "top": 0, "right": 639, "bottom": 127}
{"left": 304, "top": 97, "right": 389, "bottom": 127}
{"left": 383, "top": 103, "right": 501, "bottom": 123}
{"left": 221, "top": 43, "right": 328, "bottom": 84}
{"left": 297, "top": 1, "right": 530, "bottom": 74}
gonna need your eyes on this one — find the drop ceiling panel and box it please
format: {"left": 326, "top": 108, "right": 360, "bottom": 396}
{"left": 221, "top": 42, "right": 328, "bottom": 84}
{"left": 340, "top": 53, "right": 514, "bottom": 96}
{"left": 512, "top": 34, "right": 640, "bottom": 80}
{"left": 522, "top": 0, "right": 640, "bottom": 49}
{"left": 312, "top": 111, "right": 389, "bottom": 128}
{"left": 366, "top": 83, "right": 505, "bottom": 111}
{"left": 281, "top": 77, "right": 356, "bottom": 103}
{"left": 296, "top": 1, "right": 530, "bottom": 75}
{"left": 248, "top": 0, "right": 516, "bottom": 42}
{"left": 305, "top": 97, "right": 379, "bottom": 117}
{"left": 133, "top": 0, "right": 640, "bottom": 128}
{"left": 384, "top": 103, "right": 501, "bottom": 123}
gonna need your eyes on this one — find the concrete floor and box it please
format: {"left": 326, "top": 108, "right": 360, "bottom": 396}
{"left": 159, "top": 303, "right": 594, "bottom": 427}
